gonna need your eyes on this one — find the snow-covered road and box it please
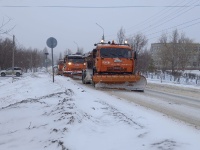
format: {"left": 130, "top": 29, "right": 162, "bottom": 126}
{"left": 77, "top": 79, "right": 200, "bottom": 128}
{"left": 104, "top": 85, "right": 200, "bottom": 128}
{"left": 1, "top": 72, "right": 200, "bottom": 150}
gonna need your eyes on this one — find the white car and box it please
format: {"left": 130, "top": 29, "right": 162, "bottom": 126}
{"left": 0, "top": 67, "right": 22, "bottom": 77}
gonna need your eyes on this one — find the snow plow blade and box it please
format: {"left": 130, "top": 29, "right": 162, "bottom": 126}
{"left": 92, "top": 75, "right": 147, "bottom": 91}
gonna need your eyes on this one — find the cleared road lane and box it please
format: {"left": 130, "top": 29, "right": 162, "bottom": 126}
{"left": 105, "top": 83, "right": 200, "bottom": 129}
{"left": 77, "top": 80, "right": 200, "bottom": 128}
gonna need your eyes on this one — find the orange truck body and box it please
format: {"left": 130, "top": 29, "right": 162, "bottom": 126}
{"left": 82, "top": 42, "right": 147, "bottom": 91}
{"left": 63, "top": 54, "right": 86, "bottom": 78}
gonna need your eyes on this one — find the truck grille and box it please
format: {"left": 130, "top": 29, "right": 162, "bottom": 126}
{"left": 72, "top": 68, "right": 81, "bottom": 71}
{"left": 107, "top": 66, "right": 127, "bottom": 72}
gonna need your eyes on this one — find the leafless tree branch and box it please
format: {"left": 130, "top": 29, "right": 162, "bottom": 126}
{"left": 0, "top": 17, "right": 15, "bottom": 35}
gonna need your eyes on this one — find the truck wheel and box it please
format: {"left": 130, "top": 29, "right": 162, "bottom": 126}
{"left": 82, "top": 71, "right": 86, "bottom": 84}
{"left": 16, "top": 72, "right": 20, "bottom": 77}
{"left": 92, "top": 81, "right": 95, "bottom": 87}
{"left": 1, "top": 73, "right": 6, "bottom": 77}
{"left": 93, "top": 68, "right": 96, "bottom": 75}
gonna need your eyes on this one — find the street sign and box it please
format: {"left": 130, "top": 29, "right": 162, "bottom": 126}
{"left": 46, "top": 37, "right": 57, "bottom": 49}
{"left": 46, "top": 37, "right": 57, "bottom": 83}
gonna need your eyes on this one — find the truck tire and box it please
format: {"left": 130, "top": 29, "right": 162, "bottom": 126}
{"left": 93, "top": 68, "right": 96, "bottom": 75}
{"left": 82, "top": 71, "right": 86, "bottom": 84}
{"left": 92, "top": 81, "right": 95, "bottom": 87}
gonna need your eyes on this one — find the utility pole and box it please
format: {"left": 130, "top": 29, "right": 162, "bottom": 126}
{"left": 74, "top": 41, "right": 79, "bottom": 53}
{"left": 12, "top": 35, "right": 15, "bottom": 83}
{"left": 96, "top": 23, "right": 104, "bottom": 41}
{"left": 51, "top": 47, "right": 54, "bottom": 82}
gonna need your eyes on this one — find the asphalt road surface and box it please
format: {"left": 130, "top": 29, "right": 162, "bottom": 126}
{"left": 105, "top": 83, "right": 200, "bottom": 129}
{"left": 79, "top": 81, "right": 200, "bottom": 129}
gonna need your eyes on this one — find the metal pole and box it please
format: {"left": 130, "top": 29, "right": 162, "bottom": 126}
{"left": 51, "top": 47, "right": 54, "bottom": 82}
{"left": 12, "top": 35, "right": 15, "bottom": 83}
{"left": 74, "top": 41, "right": 79, "bottom": 52}
{"left": 46, "top": 55, "right": 47, "bottom": 69}
{"left": 96, "top": 23, "right": 104, "bottom": 40}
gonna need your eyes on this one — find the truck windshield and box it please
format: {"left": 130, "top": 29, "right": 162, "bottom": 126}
{"left": 100, "top": 48, "right": 132, "bottom": 58}
{"left": 68, "top": 57, "right": 85, "bottom": 63}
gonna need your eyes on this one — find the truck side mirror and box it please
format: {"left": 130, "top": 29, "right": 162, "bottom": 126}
{"left": 93, "top": 49, "right": 97, "bottom": 58}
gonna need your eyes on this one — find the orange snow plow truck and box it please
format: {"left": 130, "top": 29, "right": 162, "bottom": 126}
{"left": 63, "top": 54, "right": 86, "bottom": 79}
{"left": 82, "top": 41, "right": 147, "bottom": 91}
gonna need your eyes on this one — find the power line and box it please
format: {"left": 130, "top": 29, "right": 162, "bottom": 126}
{"left": 105, "top": 0, "right": 195, "bottom": 38}
{"left": 146, "top": 17, "right": 200, "bottom": 37}
{"left": 140, "top": 0, "right": 199, "bottom": 34}
{"left": 124, "top": 0, "right": 199, "bottom": 38}
{"left": 0, "top": 5, "right": 199, "bottom": 8}
{"left": 126, "top": 0, "right": 187, "bottom": 31}
{"left": 148, "top": 20, "right": 200, "bottom": 41}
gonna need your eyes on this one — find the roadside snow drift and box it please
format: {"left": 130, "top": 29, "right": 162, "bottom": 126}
{"left": 0, "top": 72, "right": 200, "bottom": 150}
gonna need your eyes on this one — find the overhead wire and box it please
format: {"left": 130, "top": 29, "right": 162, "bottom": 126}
{"left": 122, "top": 0, "right": 200, "bottom": 43}
{"left": 105, "top": 0, "right": 194, "bottom": 39}
{"left": 0, "top": 5, "right": 199, "bottom": 8}
{"left": 140, "top": 0, "right": 199, "bottom": 34}
{"left": 126, "top": 0, "right": 187, "bottom": 31}
{"left": 148, "top": 21, "right": 200, "bottom": 41}
{"left": 105, "top": 17, "right": 200, "bottom": 43}
{"left": 146, "top": 17, "right": 200, "bottom": 37}
{"left": 1, "top": 1, "right": 199, "bottom": 44}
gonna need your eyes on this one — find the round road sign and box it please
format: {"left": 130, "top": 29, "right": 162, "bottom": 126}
{"left": 46, "top": 37, "right": 57, "bottom": 49}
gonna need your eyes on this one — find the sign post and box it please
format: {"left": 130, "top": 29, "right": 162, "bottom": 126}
{"left": 46, "top": 37, "right": 57, "bottom": 82}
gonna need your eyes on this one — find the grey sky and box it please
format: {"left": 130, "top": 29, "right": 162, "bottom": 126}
{"left": 0, "top": 0, "right": 200, "bottom": 56}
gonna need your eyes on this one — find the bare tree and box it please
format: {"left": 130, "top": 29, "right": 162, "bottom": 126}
{"left": 158, "top": 29, "right": 195, "bottom": 75}
{"left": 0, "top": 17, "right": 15, "bottom": 35}
{"left": 59, "top": 52, "right": 63, "bottom": 60}
{"left": 117, "top": 27, "right": 126, "bottom": 44}
{"left": 77, "top": 47, "right": 84, "bottom": 55}
{"left": 64, "top": 49, "right": 72, "bottom": 56}
{"left": 0, "top": 38, "right": 13, "bottom": 69}
{"left": 178, "top": 33, "right": 195, "bottom": 70}
{"left": 42, "top": 47, "right": 49, "bottom": 67}
{"left": 15, "top": 47, "right": 25, "bottom": 68}
{"left": 198, "top": 50, "right": 200, "bottom": 70}
{"left": 137, "top": 49, "right": 155, "bottom": 72}
{"left": 127, "top": 33, "right": 148, "bottom": 53}
{"left": 126, "top": 33, "right": 148, "bottom": 72}
{"left": 158, "top": 32, "right": 177, "bottom": 73}
{"left": 0, "top": 36, "right": 47, "bottom": 72}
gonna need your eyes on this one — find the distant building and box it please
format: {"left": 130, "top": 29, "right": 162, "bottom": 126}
{"left": 150, "top": 43, "right": 200, "bottom": 70}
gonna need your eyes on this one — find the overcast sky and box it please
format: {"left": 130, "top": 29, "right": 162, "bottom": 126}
{"left": 0, "top": 0, "right": 200, "bottom": 56}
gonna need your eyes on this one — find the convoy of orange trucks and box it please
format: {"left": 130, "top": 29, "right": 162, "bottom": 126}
{"left": 57, "top": 40, "right": 147, "bottom": 91}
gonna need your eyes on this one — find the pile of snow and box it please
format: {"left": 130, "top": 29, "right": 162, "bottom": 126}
{"left": 0, "top": 72, "right": 200, "bottom": 150}
{"left": 146, "top": 70, "right": 200, "bottom": 88}
{"left": 184, "top": 70, "right": 200, "bottom": 76}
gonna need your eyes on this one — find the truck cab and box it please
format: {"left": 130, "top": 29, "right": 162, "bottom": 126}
{"left": 82, "top": 41, "right": 146, "bottom": 91}
{"left": 63, "top": 54, "right": 86, "bottom": 79}
{"left": 93, "top": 42, "right": 134, "bottom": 74}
